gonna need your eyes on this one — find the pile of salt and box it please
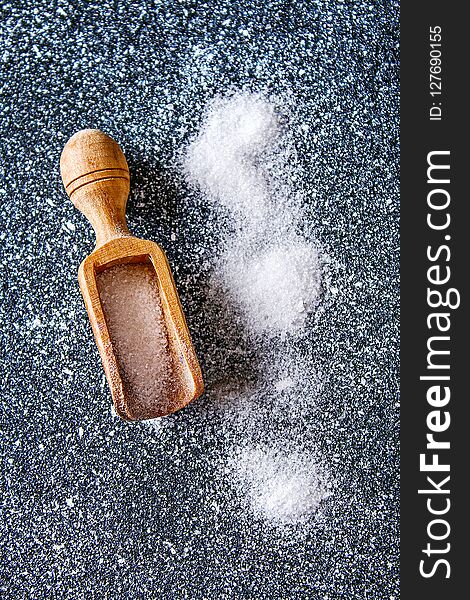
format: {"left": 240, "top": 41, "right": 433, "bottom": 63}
{"left": 184, "top": 92, "right": 332, "bottom": 526}
{"left": 186, "top": 92, "right": 324, "bottom": 337}
{"left": 233, "top": 446, "right": 332, "bottom": 526}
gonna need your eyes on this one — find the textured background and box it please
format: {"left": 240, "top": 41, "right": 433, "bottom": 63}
{"left": 0, "top": 1, "right": 399, "bottom": 598}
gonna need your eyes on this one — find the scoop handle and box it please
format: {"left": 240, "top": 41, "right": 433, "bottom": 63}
{"left": 60, "top": 129, "right": 131, "bottom": 248}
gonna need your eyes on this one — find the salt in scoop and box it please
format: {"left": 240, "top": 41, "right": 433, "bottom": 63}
{"left": 60, "top": 129, "right": 204, "bottom": 420}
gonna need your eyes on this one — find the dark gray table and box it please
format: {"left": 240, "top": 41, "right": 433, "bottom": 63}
{"left": 1, "top": 1, "right": 399, "bottom": 597}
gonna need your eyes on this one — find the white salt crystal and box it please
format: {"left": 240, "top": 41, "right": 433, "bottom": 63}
{"left": 97, "top": 263, "right": 173, "bottom": 414}
{"left": 65, "top": 498, "right": 74, "bottom": 508}
{"left": 30, "top": 316, "right": 42, "bottom": 329}
{"left": 274, "top": 377, "right": 295, "bottom": 393}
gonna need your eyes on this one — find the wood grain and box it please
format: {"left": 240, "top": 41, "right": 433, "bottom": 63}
{"left": 60, "top": 129, "right": 204, "bottom": 420}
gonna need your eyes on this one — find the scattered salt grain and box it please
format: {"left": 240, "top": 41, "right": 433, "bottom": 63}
{"left": 96, "top": 263, "right": 173, "bottom": 414}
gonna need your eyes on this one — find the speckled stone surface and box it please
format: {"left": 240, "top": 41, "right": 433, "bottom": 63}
{"left": 0, "top": 1, "right": 399, "bottom": 598}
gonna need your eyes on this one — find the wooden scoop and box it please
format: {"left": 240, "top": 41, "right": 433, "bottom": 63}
{"left": 60, "top": 129, "right": 204, "bottom": 421}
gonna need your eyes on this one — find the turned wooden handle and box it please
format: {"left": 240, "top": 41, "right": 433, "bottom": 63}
{"left": 60, "top": 129, "right": 131, "bottom": 248}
